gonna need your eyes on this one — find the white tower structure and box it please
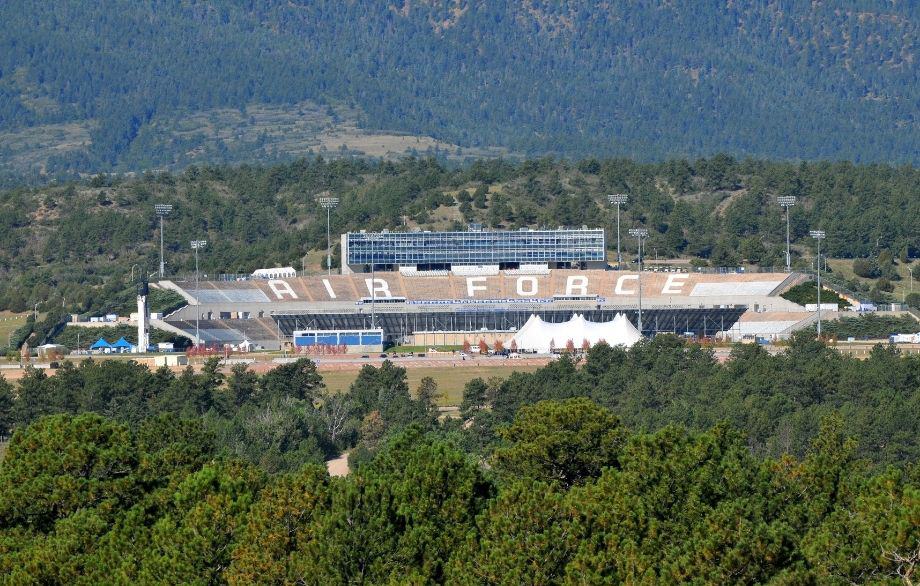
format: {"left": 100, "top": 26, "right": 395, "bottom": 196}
{"left": 136, "top": 281, "right": 149, "bottom": 353}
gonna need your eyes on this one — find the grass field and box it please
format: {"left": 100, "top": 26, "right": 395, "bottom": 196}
{"left": 319, "top": 364, "right": 543, "bottom": 406}
{"left": 826, "top": 258, "right": 917, "bottom": 301}
{"left": 0, "top": 312, "right": 28, "bottom": 351}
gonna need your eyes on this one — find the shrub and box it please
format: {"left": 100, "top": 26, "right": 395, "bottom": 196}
{"left": 852, "top": 258, "right": 880, "bottom": 279}
{"left": 905, "top": 292, "right": 920, "bottom": 310}
{"left": 876, "top": 278, "right": 894, "bottom": 293}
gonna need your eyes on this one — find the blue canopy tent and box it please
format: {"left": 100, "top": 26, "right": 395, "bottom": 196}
{"left": 111, "top": 337, "right": 135, "bottom": 353}
{"left": 89, "top": 338, "right": 113, "bottom": 352}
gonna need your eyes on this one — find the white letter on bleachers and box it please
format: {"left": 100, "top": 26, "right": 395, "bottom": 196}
{"left": 517, "top": 276, "right": 538, "bottom": 296}
{"left": 365, "top": 278, "right": 392, "bottom": 299}
{"left": 614, "top": 275, "right": 638, "bottom": 295}
{"left": 322, "top": 279, "right": 337, "bottom": 299}
{"left": 565, "top": 276, "right": 588, "bottom": 296}
{"left": 268, "top": 280, "right": 298, "bottom": 300}
{"left": 467, "top": 277, "right": 487, "bottom": 297}
{"left": 661, "top": 273, "right": 689, "bottom": 295}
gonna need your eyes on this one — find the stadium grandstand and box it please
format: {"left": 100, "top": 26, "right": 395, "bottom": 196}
{"left": 156, "top": 227, "right": 816, "bottom": 349}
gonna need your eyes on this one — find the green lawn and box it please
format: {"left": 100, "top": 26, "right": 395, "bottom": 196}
{"left": 319, "top": 363, "right": 543, "bottom": 406}
{"left": 0, "top": 311, "right": 28, "bottom": 352}
{"left": 826, "top": 258, "right": 917, "bottom": 301}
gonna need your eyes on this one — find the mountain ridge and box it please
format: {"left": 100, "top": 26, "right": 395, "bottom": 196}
{"left": 0, "top": 1, "right": 916, "bottom": 175}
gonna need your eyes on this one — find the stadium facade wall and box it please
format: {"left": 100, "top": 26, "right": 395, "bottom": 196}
{"left": 342, "top": 228, "right": 605, "bottom": 273}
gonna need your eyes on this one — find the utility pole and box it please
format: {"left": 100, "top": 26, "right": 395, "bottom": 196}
{"left": 155, "top": 204, "right": 173, "bottom": 278}
{"left": 191, "top": 240, "right": 207, "bottom": 346}
{"left": 810, "top": 230, "right": 825, "bottom": 337}
{"left": 608, "top": 194, "right": 628, "bottom": 268}
{"left": 317, "top": 197, "right": 339, "bottom": 276}
{"left": 629, "top": 228, "right": 649, "bottom": 334}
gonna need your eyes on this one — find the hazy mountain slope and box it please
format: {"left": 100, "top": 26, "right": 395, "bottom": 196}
{"left": 0, "top": 1, "right": 916, "bottom": 174}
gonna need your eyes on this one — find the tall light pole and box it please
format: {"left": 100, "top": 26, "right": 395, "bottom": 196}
{"left": 777, "top": 196, "right": 796, "bottom": 272}
{"left": 317, "top": 197, "right": 340, "bottom": 276}
{"left": 810, "top": 230, "right": 825, "bottom": 337}
{"left": 629, "top": 228, "right": 649, "bottom": 334}
{"left": 368, "top": 233, "right": 377, "bottom": 330}
{"left": 154, "top": 204, "right": 173, "bottom": 279}
{"left": 191, "top": 240, "right": 207, "bottom": 346}
{"left": 608, "top": 194, "right": 628, "bottom": 268}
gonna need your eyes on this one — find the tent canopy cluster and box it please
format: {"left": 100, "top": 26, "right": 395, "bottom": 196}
{"left": 88, "top": 337, "right": 135, "bottom": 353}
{"left": 506, "top": 313, "right": 642, "bottom": 353}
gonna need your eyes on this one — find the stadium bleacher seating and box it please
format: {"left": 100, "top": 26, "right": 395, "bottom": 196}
{"left": 504, "top": 264, "right": 550, "bottom": 275}
{"left": 171, "top": 270, "right": 792, "bottom": 305}
{"left": 405, "top": 278, "right": 453, "bottom": 301}
{"left": 399, "top": 266, "right": 449, "bottom": 277}
{"left": 452, "top": 265, "right": 500, "bottom": 276}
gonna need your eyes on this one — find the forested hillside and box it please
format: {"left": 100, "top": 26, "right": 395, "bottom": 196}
{"left": 0, "top": 339, "right": 918, "bottom": 582}
{"left": 1, "top": 1, "right": 916, "bottom": 176}
{"left": 1, "top": 157, "right": 917, "bottom": 322}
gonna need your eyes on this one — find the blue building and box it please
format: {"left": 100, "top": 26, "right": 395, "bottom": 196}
{"left": 292, "top": 329, "right": 384, "bottom": 352}
{"left": 341, "top": 228, "right": 606, "bottom": 272}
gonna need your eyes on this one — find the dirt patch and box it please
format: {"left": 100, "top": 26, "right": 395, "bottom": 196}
{"left": 713, "top": 188, "right": 749, "bottom": 216}
{"left": 326, "top": 452, "right": 350, "bottom": 477}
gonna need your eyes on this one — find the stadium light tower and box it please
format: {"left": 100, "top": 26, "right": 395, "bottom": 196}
{"left": 809, "top": 230, "right": 825, "bottom": 337}
{"left": 777, "top": 196, "right": 796, "bottom": 272}
{"left": 191, "top": 240, "right": 207, "bottom": 346}
{"left": 368, "top": 232, "right": 378, "bottom": 330}
{"left": 607, "top": 194, "right": 629, "bottom": 268}
{"left": 318, "top": 197, "right": 340, "bottom": 276}
{"left": 629, "top": 227, "right": 649, "bottom": 334}
{"left": 154, "top": 204, "right": 173, "bottom": 278}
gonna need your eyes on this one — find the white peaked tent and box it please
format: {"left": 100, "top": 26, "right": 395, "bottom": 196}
{"left": 507, "top": 313, "right": 642, "bottom": 353}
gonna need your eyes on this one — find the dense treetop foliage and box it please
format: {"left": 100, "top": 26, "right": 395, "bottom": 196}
{"left": 466, "top": 333, "right": 920, "bottom": 465}
{"left": 0, "top": 346, "right": 918, "bottom": 582}
{"left": 807, "top": 314, "right": 920, "bottom": 340}
{"left": 1, "top": 157, "right": 916, "bottom": 328}
{"left": 2, "top": 334, "right": 919, "bottom": 468}
{"left": 0, "top": 1, "right": 916, "bottom": 175}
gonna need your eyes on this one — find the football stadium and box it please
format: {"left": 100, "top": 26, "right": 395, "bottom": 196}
{"left": 155, "top": 227, "right": 816, "bottom": 351}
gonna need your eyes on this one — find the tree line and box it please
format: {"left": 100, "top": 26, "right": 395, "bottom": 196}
{"left": 0, "top": 397, "right": 917, "bottom": 583}
{"left": 0, "top": 336, "right": 919, "bottom": 581}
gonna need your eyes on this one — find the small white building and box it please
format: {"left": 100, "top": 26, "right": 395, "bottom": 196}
{"left": 153, "top": 355, "right": 189, "bottom": 367}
